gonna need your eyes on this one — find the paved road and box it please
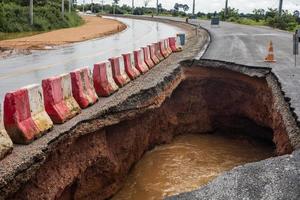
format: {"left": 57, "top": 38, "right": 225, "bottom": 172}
{"left": 153, "top": 16, "right": 300, "bottom": 121}
{"left": 196, "top": 19, "right": 300, "bottom": 121}
{"left": 0, "top": 17, "right": 185, "bottom": 101}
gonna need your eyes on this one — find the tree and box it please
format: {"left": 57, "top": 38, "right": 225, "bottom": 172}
{"left": 144, "top": 0, "right": 151, "bottom": 8}
{"left": 253, "top": 8, "right": 265, "bottom": 22}
{"left": 182, "top": 4, "right": 189, "bottom": 12}
{"left": 157, "top": 3, "right": 162, "bottom": 14}
{"left": 30, "top": 0, "right": 33, "bottom": 25}
{"left": 265, "top": 8, "right": 278, "bottom": 19}
{"left": 174, "top": 3, "right": 179, "bottom": 11}
{"left": 219, "top": 7, "right": 239, "bottom": 20}
{"left": 62, "top": 0, "right": 64, "bottom": 18}
{"left": 113, "top": 0, "right": 119, "bottom": 15}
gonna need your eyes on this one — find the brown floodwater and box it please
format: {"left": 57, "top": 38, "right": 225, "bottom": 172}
{"left": 111, "top": 133, "right": 274, "bottom": 200}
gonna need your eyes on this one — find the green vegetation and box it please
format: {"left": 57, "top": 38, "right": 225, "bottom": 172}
{"left": 217, "top": 7, "right": 300, "bottom": 32}
{"left": 0, "top": 0, "right": 83, "bottom": 33}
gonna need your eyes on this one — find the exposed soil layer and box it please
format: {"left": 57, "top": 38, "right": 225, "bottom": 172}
{"left": 8, "top": 62, "right": 295, "bottom": 199}
{"left": 0, "top": 18, "right": 206, "bottom": 199}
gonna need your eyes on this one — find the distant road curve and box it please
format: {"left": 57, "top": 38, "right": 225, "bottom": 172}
{"left": 0, "top": 15, "right": 126, "bottom": 51}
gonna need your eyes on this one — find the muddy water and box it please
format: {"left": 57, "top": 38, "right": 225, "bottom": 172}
{"left": 112, "top": 133, "right": 274, "bottom": 200}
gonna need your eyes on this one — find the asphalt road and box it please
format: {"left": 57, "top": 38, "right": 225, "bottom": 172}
{"left": 196, "top": 19, "right": 300, "bottom": 121}
{"left": 153, "top": 16, "right": 300, "bottom": 121}
{"left": 0, "top": 17, "right": 185, "bottom": 101}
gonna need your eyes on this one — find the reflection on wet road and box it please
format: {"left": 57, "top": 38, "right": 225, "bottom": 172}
{"left": 0, "top": 17, "right": 185, "bottom": 101}
{"left": 112, "top": 133, "right": 273, "bottom": 200}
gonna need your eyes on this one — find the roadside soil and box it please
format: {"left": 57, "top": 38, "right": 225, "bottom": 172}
{"left": 0, "top": 15, "right": 126, "bottom": 56}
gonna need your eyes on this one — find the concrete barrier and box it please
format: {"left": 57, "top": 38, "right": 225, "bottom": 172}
{"left": 177, "top": 33, "right": 186, "bottom": 45}
{"left": 142, "top": 46, "right": 155, "bottom": 69}
{"left": 165, "top": 38, "right": 173, "bottom": 54}
{"left": 4, "top": 84, "right": 53, "bottom": 144}
{"left": 148, "top": 44, "right": 160, "bottom": 64}
{"left": 42, "top": 74, "right": 81, "bottom": 124}
{"left": 159, "top": 40, "right": 169, "bottom": 58}
{"left": 154, "top": 42, "right": 165, "bottom": 61}
{"left": 169, "top": 37, "right": 182, "bottom": 52}
{"left": 93, "top": 61, "right": 119, "bottom": 97}
{"left": 0, "top": 103, "right": 13, "bottom": 160}
{"left": 122, "top": 53, "right": 140, "bottom": 79}
{"left": 71, "top": 67, "right": 98, "bottom": 108}
{"left": 133, "top": 49, "right": 149, "bottom": 74}
{"left": 109, "top": 57, "right": 131, "bottom": 87}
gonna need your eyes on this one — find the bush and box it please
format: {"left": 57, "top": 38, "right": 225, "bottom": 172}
{"left": 0, "top": 2, "right": 83, "bottom": 33}
{"left": 133, "top": 7, "right": 144, "bottom": 15}
{"left": 266, "top": 13, "right": 297, "bottom": 31}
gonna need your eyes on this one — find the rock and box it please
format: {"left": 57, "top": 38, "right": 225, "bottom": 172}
{"left": 0, "top": 129, "right": 13, "bottom": 160}
{"left": 0, "top": 103, "right": 13, "bottom": 160}
{"left": 166, "top": 149, "right": 300, "bottom": 200}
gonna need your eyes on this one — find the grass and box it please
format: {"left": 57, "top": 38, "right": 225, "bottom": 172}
{"left": 0, "top": 31, "right": 43, "bottom": 41}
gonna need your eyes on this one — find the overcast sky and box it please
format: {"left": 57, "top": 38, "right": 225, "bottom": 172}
{"left": 77, "top": 0, "right": 300, "bottom": 14}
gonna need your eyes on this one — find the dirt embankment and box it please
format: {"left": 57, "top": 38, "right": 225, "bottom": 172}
{"left": 8, "top": 62, "right": 295, "bottom": 199}
{"left": 0, "top": 15, "right": 126, "bottom": 51}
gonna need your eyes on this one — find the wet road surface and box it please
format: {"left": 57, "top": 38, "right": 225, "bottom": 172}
{"left": 0, "top": 17, "right": 185, "bottom": 101}
{"left": 111, "top": 133, "right": 273, "bottom": 200}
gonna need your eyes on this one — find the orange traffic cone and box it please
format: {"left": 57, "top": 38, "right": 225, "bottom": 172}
{"left": 264, "top": 41, "right": 276, "bottom": 63}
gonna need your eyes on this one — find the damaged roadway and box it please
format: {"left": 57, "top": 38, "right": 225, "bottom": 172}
{"left": 0, "top": 16, "right": 300, "bottom": 200}
{"left": 0, "top": 19, "right": 207, "bottom": 199}
{"left": 138, "top": 15, "right": 300, "bottom": 200}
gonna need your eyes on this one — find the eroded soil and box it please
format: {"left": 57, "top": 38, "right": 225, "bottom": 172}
{"left": 9, "top": 66, "right": 293, "bottom": 200}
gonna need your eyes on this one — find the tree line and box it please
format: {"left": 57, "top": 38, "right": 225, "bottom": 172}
{"left": 0, "top": 0, "right": 82, "bottom": 32}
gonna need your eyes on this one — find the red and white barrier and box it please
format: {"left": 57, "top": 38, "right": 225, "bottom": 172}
{"left": 4, "top": 84, "right": 53, "bottom": 144}
{"left": 0, "top": 103, "right": 13, "bottom": 160}
{"left": 109, "top": 56, "right": 131, "bottom": 87}
{"left": 154, "top": 42, "right": 165, "bottom": 61}
{"left": 133, "top": 49, "right": 149, "bottom": 74}
{"left": 165, "top": 39, "right": 173, "bottom": 54}
{"left": 42, "top": 74, "right": 81, "bottom": 124}
{"left": 159, "top": 40, "right": 170, "bottom": 58}
{"left": 123, "top": 53, "right": 140, "bottom": 79}
{"left": 168, "top": 37, "right": 182, "bottom": 52}
{"left": 148, "top": 44, "right": 160, "bottom": 65}
{"left": 93, "top": 61, "right": 119, "bottom": 97}
{"left": 142, "top": 46, "right": 155, "bottom": 69}
{"left": 70, "top": 67, "right": 98, "bottom": 109}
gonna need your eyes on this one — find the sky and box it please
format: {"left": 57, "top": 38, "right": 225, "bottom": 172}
{"left": 76, "top": 0, "right": 300, "bottom": 14}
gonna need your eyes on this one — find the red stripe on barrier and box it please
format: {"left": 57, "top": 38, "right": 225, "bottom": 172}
{"left": 164, "top": 39, "right": 173, "bottom": 55}
{"left": 4, "top": 88, "right": 44, "bottom": 144}
{"left": 93, "top": 61, "right": 119, "bottom": 97}
{"left": 159, "top": 40, "right": 169, "bottom": 58}
{"left": 148, "top": 44, "right": 160, "bottom": 64}
{"left": 71, "top": 67, "right": 98, "bottom": 108}
{"left": 133, "top": 49, "right": 149, "bottom": 74}
{"left": 142, "top": 46, "right": 155, "bottom": 69}
{"left": 42, "top": 75, "right": 81, "bottom": 124}
{"left": 109, "top": 57, "right": 131, "bottom": 87}
{"left": 168, "top": 37, "right": 179, "bottom": 52}
{"left": 154, "top": 42, "right": 164, "bottom": 61}
{"left": 122, "top": 53, "right": 140, "bottom": 79}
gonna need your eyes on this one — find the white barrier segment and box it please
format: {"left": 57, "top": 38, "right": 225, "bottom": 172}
{"left": 26, "top": 84, "right": 53, "bottom": 135}
{"left": 106, "top": 61, "right": 119, "bottom": 90}
{"left": 119, "top": 56, "right": 130, "bottom": 82}
{"left": 61, "top": 73, "right": 81, "bottom": 115}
